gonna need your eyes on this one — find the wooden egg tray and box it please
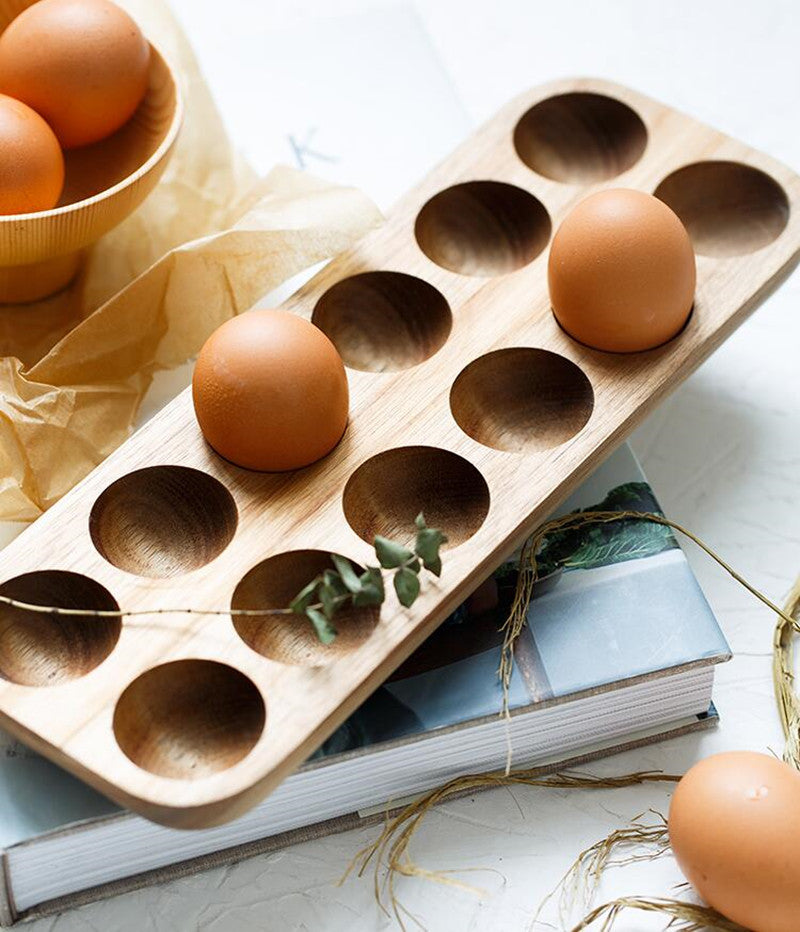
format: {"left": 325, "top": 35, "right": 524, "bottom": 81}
{"left": 0, "top": 78, "right": 798, "bottom": 829}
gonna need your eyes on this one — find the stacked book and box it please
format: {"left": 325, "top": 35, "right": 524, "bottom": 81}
{"left": 0, "top": 443, "right": 729, "bottom": 925}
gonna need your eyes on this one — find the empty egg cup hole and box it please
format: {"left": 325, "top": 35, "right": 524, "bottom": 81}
{"left": 312, "top": 271, "right": 452, "bottom": 372}
{"left": 113, "top": 659, "right": 265, "bottom": 780}
{"left": 654, "top": 161, "right": 790, "bottom": 257}
{"left": 513, "top": 92, "right": 648, "bottom": 184}
{"left": 90, "top": 465, "right": 238, "bottom": 578}
{"left": 414, "top": 181, "right": 551, "bottom": 276}
{"left": 232, "top": 551, "right": 379, "bottom": 666}
{"left": 450, "top": 348, "right": 594, "bottom": 453}
{"left": 0, "top": 571, "right": 120, "bottom": 687}
{"left": 343, "top": 446, "right": 490, "bottom": 548}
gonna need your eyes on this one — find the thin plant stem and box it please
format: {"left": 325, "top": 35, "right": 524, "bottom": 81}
{"left": 0, "top": 597, "right": 300, "bottom": 619}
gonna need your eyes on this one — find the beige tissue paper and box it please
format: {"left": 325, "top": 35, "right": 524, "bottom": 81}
{"left": 0, "top": 0, "right": 381, "bottom": 522}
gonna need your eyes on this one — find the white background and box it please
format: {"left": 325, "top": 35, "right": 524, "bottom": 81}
{"left": 24, "top": 1, "right": 800, "bottom": 929}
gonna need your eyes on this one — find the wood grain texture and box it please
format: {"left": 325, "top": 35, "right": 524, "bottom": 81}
{"left": 0, "top": 0, "right": 182, "bottom": 301}
{"left": 0, "top": 78, "right": 797, "bottom": 828}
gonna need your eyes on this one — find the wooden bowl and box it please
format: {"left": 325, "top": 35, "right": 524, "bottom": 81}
{"left": 0, "top": 3, "right": 182, "bottom": 303}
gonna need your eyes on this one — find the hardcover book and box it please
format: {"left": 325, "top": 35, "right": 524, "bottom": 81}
{"left": 0, "top": 443, "right": 729, "bottom": 925}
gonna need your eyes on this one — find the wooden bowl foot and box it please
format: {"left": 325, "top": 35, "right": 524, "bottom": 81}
{"left": 0, "top": 250, "right": 83, "bottom": 304}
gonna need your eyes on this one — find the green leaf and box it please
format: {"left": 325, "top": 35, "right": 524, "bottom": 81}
{"left": 535, "top": 482, "right": 678, "bottom": 573}
{"left": 318, "top": 582, "right": 338, "bottom": 620}
{"left": 415, "top": 527, "right": 447, "bottom": 565}
{"left": 394, "top": 567, "right": 421, "bottom": 608}
{"left": 425, "top": 555, "right": 442, "bottom": 578}
{"left": 322, "top": 570, "right": 347, "bottom": 598}
{"left": 374, "top": 536, "right": 414, "bottom": 569}
{"left": 362, "top": 566, "right": 385, "bottom": 596}
{"left": 353, "top": 566, "right": 385, "bottom": 606}
{"left": 353, "top": 585, "right": 383, "bottom": 607}
{"left": 306, "top": 607, "right": 337, "bottom": 644}
{"left": 563, "top": 521, "right": 676, "bottom": 570}
{"left": 331, "top": 554, "right": 361, "bottom": 593}
{"left": 289, "top": 578, "right": 319, "bottom": 615}
{"left": 415, "top": 512, "right": 427, "bottom": 531}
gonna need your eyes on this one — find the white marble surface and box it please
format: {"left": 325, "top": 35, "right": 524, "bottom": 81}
{"left": 21, "top": 0, "right": 800, "bottom": 929}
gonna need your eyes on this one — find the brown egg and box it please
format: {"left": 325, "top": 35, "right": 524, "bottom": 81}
{"left": 0, "top": 93, "right": 64, "bottom": 213}
{"left": 669, "top": 751, "right": 800, "bottom": 932}
{"left": 548, "top": 188, "right": 696, "bottom": 352}
{"left": 193, "top": 310, "right": 350, "bottom": 472}
{"left": 0, "top": 0, "right": 150, "bottom": 149}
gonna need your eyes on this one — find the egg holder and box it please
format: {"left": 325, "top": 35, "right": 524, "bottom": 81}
{"left": 0, "top": 77, "right": 798, "bottom": 829}
{"left": 0, "top": 0, "right": 182, "bottom": 303}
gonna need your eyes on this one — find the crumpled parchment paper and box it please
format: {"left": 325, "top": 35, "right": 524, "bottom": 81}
{"left": 0, "top": 0, "right": 382, "bottom": 522}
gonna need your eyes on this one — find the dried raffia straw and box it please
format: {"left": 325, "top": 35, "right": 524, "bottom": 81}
{"left": 2, "top": 510, "right": 800, "bottom": 929}
{"left": 336, "top": 510, "right": 800, "bottom": 930}
{"left": 531, "top": 810, "right": 671, "bottom": 927}
{"left": 774, "top": 573, "right": 800, "bottom": 769}
{"left": 568, "top": 897, "right": 748, "bottom": 932}
{"left": 535, "top": 809, "right": 741, "bottom": 930}
{"left": 499, "top": 510, "right": 800, "bottom": 723}
{"left": 544, "top": 534, "right": 800, "bottom": 930}
{"left": 340, "top": 770, "right": 682, "bottom": 931}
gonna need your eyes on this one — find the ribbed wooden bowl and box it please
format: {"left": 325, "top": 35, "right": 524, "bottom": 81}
{"left": 0, "top": 0, "right": 183, "bottom": 303}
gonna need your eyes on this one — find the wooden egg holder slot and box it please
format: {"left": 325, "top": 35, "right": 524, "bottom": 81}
{"left": 0, "top": 78, "right": 798, "bottom": 829}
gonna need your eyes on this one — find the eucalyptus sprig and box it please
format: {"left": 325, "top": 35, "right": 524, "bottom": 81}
{"left": 289, "top": 513, "right": 447, "bottom": 645}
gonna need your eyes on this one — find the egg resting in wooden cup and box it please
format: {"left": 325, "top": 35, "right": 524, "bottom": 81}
{"left": 548, "top": 189, "right": 696, "bottom": 353}
{"left": 192, "top": 310, "right": 350, "bottom": 472}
